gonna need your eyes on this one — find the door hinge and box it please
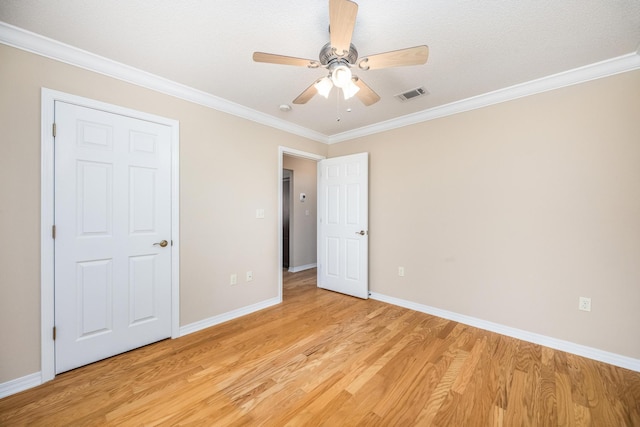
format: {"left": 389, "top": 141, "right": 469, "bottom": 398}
{"left": 52, "top": 225, "right": 56, "bottom": 239}
{"left": 52, "top": 123, "right": 57, "bottom": 138}
{"left": 53, "top": 326, "right": 57, "bottom": 340}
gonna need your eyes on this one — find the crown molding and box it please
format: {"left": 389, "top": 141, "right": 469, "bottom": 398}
{"left": 0, "top": 21, "right": 327, "bottom": 143}
{"left": 328, "top": 51, "right": 640, "bottom": 144}
{"left": 2, "top": 21, "right": 639, "bottom": 145}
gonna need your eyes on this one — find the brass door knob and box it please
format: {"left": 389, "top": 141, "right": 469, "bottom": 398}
{"left": 154, "top": 240, "right": 168, "bottom": 248}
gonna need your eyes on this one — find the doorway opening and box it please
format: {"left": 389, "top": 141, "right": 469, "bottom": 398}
{"left": 277, "top": 147, "right": 325, "bottom": 302}
{"left": 282, "top": 155, "right": 318, "bottom": 273}
{"left": 282, "top": 169, "right": 292, "bottom": 269}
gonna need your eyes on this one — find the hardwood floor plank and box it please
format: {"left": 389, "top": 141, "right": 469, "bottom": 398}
{"left": 489, "top": 404, "right": 505, "bottom": 427}
{"left": 414, "top": 349, "right": 468, "bottom": 425}
{"left": 1, "top": 268, "right": 639, "bottom": 426}
{"left": 489, "top": 334, "right": 518, "bottom": 412}
{"left": 370, "top": 323, "right": 448, "bottom": 419}
{"left": 573, "top": 402, "right": 592, "bottom": 427}
{"left": 451, "top": 336, "right": 487, "bottom": 395}
{"left": 538, "top": 350, "right": 558, "bottom": 427}
{"left": 459, "top": 334, "right": 495, "bottom": 426}
{"left": 556, "top": 372, "right": 576, "bottom": 427}
{"left": 504, "top": 369, "right": 527, "bottom": 426}
{"left": 429, "top": 336, "right": 492, "bottom": 426}
{"left": 345, "top": 316, "right": 425, "bottom": 395}
{"left": 597, "top": 362, "right": 640, "bottom": 425}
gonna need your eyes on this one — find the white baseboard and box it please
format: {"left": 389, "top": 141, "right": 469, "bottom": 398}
{"left": 179, "top": 297, "right": 281, "bottom": 336}
{"left": 369, "top": 292, "right": 640, "bottom": 373}
{"left": 288, "top": 263, "right": 317, "bottom": 273}
{"left": 0, "top": 371, "right": 42, "bottom": 399}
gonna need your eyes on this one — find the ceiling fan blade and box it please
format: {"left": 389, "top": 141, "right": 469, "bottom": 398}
{"left": 293, "top": 81, "right": 319, "bottom": 104}
{"left": 253, "top": 52, "right": 320, "bottom": 68}
{"left": 353, "top": 77, "right": 380, "bottom": 106}
{"left": 358, "top": 45, "right": 429, "bottom": 70}
{"left": 329, "top": 0, "right": 358, "bottom": 56}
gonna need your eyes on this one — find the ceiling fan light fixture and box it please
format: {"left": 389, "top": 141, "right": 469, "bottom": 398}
{"left": 315, "top": 77, "right": 333, "bottom": 98}
{"left": 330, "top": 63, "right": 352, "bottom": 88}
{"left": 253, "top": 1, "right": 426, "bottom": 108}
{"left": 342, "top": 79, "right": 360, "bottom": 100}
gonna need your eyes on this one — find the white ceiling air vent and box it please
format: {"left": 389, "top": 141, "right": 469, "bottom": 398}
{"left": 395, "top": 86, "right": 428, "bottom": 102}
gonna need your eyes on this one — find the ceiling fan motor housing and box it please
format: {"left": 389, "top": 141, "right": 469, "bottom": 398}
{"left": 319, "top": 42, "right": 359, "bottom": 66}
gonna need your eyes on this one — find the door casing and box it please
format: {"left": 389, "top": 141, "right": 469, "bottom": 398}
{"left": 40, "top": 88, "right": 180, "bottom": 383}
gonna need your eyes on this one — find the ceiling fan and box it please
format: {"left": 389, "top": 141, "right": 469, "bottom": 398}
{"left": 252, "top": 0, "right": 429, "bottom": 107}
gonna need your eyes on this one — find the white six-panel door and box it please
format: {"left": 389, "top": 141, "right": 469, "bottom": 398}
{"left": 54, "top": 101, "right": 172, "bottom": 373}
{"left": 317, "top": 153, "right": 369, "bottom": 299}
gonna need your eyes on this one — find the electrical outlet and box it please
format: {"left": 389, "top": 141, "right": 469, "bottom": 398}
{"left": 578, "top": 297, "right": 591, "bottom": 312}
{"left": 246, "top": 271, "right": 253, "bottom": 282}
{"left": 230, "top": 274, "right": 237, "bottom": 286}
{"left": 398, "top": 266, "right": 405, "bottom": 277}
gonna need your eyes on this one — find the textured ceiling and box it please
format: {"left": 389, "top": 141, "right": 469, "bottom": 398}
{"left": 1, "top": 0, "right": 639, "bottom": 137}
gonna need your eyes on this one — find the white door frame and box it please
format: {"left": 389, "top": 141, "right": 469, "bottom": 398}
{"left": 40, "top": 88, "right": 180, "bottom": 383}
{"left": 277, "top": 147, "right": 325, "bottom": 301}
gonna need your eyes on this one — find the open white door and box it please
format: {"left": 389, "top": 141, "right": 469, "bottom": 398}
{"left": 317, "top": 152, "right": 368, "bottom": 299}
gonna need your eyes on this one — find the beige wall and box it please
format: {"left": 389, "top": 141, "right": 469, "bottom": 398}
{"left": 0, "top": 44, "right": 328, "bottom": 382}
{"left": 329, "top": 69, "right": 640, "bottom": 359}
{"left": 283, "top": 155, "right": 318, "bottom": 269}
{"left": 2, "top": 41, "right": 639, "bottom": 385}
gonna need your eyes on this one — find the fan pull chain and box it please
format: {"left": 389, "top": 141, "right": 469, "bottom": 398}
{"left": 336, "top": 89, "right": 341, "bottom": 122}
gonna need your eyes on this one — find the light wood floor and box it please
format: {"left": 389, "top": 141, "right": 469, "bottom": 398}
{"left": 1, "top": 269, "right": 639, "bottom": 426}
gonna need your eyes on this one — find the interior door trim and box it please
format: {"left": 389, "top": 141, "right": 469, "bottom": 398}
{"left": 40, "top": 88, "right": 180, "bottom": 383}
